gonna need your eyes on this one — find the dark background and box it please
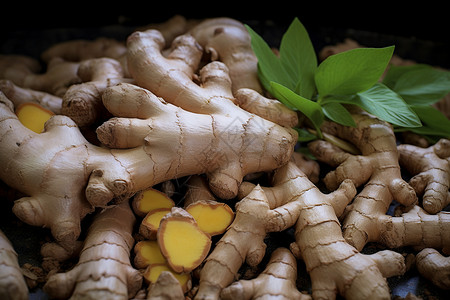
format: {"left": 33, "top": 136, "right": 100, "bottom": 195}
{"left": 1, "top": 2, "right": 448, "bottom": 41}
{"left": 1, "top": 2, "right": 449, "bottom": 68}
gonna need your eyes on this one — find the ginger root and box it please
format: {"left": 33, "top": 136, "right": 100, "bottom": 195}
{"left": 195, "top": 181, "right": 308, "bottom": 299}
{"left": 61, "top": 57, "right": 128, "bottom": 127}
{"left": 0, "top": 55, "right": 81, "bottom": 97}
{"left": 188, "top": 17, "right": 263, "bottom": 94}
{"left": 0, "top": 79, "right": 62, "bottom": 113}
{"left": 378, "top": 205, "right": 450, "bottom": 254}
{"left": 143, "top": 264, "right": 191, "bottom": 294}
{"left": 220, "top": 247, "right": 311, "bottom": 300}
{"left": 43, "top": 201, "right": 142, "bottom": 299}
{"left": 308, "top": 109, "right": 417, "bottom": 251}
{"left": 398, "top": 138, "right": 450, "bottom": 214}
{"left": 246, "top": 161, "right": 405, "bottom": 300}
{"left": 0, "top": 230, "right": 28, "bottom": 300}
{"left": 416, "top": 248, "right": 450, "bottom": 290}
{"left": 146, "top": 271, "right": 185, "bottom": 300}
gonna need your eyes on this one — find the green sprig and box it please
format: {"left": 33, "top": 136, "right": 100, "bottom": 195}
{"left": 246, "top": 17, "right": 450, "bottom": 142}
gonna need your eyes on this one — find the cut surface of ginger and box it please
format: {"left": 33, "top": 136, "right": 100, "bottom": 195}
{"left": 162, "top": 220, "right": 210, "bottom": 265}
{"left": 15, "top": 102, "right": 54, "bottom": 133}
{"left": 134, "top": 240, "right": 166, "bottom": 268}
{"left": 158, "top": 208, "right": 212, "bottom": 273}
{"left": 133, "top": 187, "right": 175, "bottom": 217}
{"left": 186, "top": 202, "right": 234, "bottom": 236}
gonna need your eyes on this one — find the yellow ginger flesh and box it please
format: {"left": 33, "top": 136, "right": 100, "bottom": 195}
{"left": 15, "top": 102, "right": 53, "bottom": 133}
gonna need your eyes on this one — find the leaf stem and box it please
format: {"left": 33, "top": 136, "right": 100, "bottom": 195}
{"left": 307, "top": 129, "right": 360, "bottom": 155}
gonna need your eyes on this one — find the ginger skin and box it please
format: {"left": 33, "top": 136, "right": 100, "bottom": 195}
{"left": 416, "top": 248, "right": 450, "bottom": 290}
{"left": 246, "top": 161, "right": 405, "bottom": 300}
{"left": 188, "top": 17, "right": 263, "bottom": 94}
{"left": 0, "top": 79, "right": 62, "bottom": 114}
{"left": 0, "top": 55, "right": 81, "bottom": 97}
{"left": 102, "top": 29, "right": 297, "bottom": 199}
{"left": 43, "top": 201, "right": 142, "bottom": 299}
{"left": 146, "top": 271, "right": 185, "bottom": 300}
{"left": 41, "top": 37, "right": 127, "bottom": 64}
{"left": 308, "top": 109, "right": 417, "bottom": 251}
{"left": 398, "top": 138, "right": 450, "bottom": 214}
{"left": 220, "top": 247, "right": 311, "bottom": 300}
{"left": 0, "top": 230, "right": 28, "bottom": 300}
{"left": 377, "top": 205, "right": 450, "bottom": 254}
{"left": 61, "top": 57, "right": 129, "bottom": 127}
{"left": 0, "top": 51, "right": 295, "bottom": 257}
{"left": 195, "top": 173, "right": 328, "bottom": 300}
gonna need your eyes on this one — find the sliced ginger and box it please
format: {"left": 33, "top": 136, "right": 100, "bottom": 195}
{"left": 157, "top": 207, "right": 211, "bottom": 273}
{"left": 15, "top": 102, "right": 54, "bottom": 133}
{"left": 132, "top": 187, "right": 175, "bottom": 217}
{"left": 186, "top": 201, "right": 234, "bottom": 236}
{"left": 184, "top": 175, "right": 234, "bottom": 236}
{"left": 134, "top": 240, "right": 166, "bottom": 269}
{"left": 139, "top": 208, "right": 171, "bottom": 240}
{"left": 143, "top": 263, "right": 191, "bottom": 293}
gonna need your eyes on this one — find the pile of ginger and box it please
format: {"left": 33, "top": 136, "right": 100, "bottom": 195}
{"left": 0, "top": 15, "right": 449, "bottom": 300}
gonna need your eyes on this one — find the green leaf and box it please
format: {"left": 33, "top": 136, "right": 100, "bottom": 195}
{"left": 410, "top": 105, "right": 450, "bottom": 138}
{"left": 245, "top": 25, "right": 290, "bottom": 94}
{"left": 383, "top": 64, "right": 431, "bottom": 89}
{"left": 356, "top": 83, "right": 422, "bottom": 128}
{"left": 390, "top": 67, "right": 450, "bottom": 105}
{"left": 294, "top": 127, "right": 318, "bottom": 142}
{"left": 315, "top": 46, "right": 395, "bottom": 96}
{"left": 279, "top": 17, "right": 317, "bottom": 98}
{"left": 321, "top": 102, "right": 356, "bottom": 127}
{"left": 270, "top": 81, "right": 324, "bottom": 135}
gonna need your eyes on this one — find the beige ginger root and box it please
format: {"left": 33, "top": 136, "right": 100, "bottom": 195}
{"left": 43, "top": 201, "right": 142, "bottom": 299}
{"left": 398, "top": 139, "right": 450, "bottom": 214}
{"left": 377, "top": 205, "right": 450, "bottom": 254}
{"left": 145, "top": 271, "right": 185, "bottom": 300}
{"left": 105, "top": 29, "right": 297, "bottom": 199}
{"left": 308, "top": 109, "right": 417, "bottom": 251}
{"left": 0, "top": 54, "right": 295, "bottom": 257}
{"left": 194, "top": 184, "right": 300, "bottom": 300}
{"left": 61, "top": 57, "right": 129, "bottom": 127}
{"left": 220, "top": 247, "right": 311, "bottom": 300}
{"left": 41, "top": 37, "right": 127, "bottom": 64}
{"left": 0, "top": 92, "right": 146, "bottom": 257}
{"left": 98, "top": 76, "right": 296, "bottom": 199}
{"left": 194, "top": 164, "right": 353, "bottom": 300}
{"left": 238, "top": 161, "right": 405, "bottom": 300}
{"left": 0, "top": 55, "right": 81, "bottom": 97}
{"left": 416, "top": 248, "right": 450, "bottom": 290}
{"left": 0, "top": 79, "right": 62, "bottom": 114}
{"left": 188, "top": 17, "right": 263, "bottom": 94}
{"left": 0, "top": 230, "right": 28, "bottom": 300}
